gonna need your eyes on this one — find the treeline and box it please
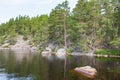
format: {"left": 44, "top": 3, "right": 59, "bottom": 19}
{"left": 0, "top": 0, "right": 120, "bottom": 51}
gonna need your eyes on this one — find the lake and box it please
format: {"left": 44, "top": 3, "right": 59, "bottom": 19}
{"left": 0, "top": 49, "right": 120, "bottom": 80}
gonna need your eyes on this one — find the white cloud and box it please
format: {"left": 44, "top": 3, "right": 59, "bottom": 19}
{"left": 0, "top": 0, "right": 77, "bottom": 24}
{"left": 0, "top": 0, "right": 77, "bottom": 6}
{"left": 0, "top": 0, "right": 57, "bottom": 5}
{"left": 34, "top": 0, "right": 55, "bottom": 5}
{"left": 0, "top": 0, "right": 30, "bottom": 5}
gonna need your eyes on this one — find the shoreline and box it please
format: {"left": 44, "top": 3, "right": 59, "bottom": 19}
{"left": 0, "top": 47, "right": 38, "bottom": 53}
{"left": 0, "top": 48, "right": 120, "bottom": 58}
{"left": 0, "top": 35, "right": 38, "bottom": 53}
{"left": 69, "top": 53, "right": 120, "bottom": 58}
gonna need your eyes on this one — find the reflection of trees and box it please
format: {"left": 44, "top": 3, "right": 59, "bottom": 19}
{"left": 29, "top": 55, "right": 49, "bottom": 80}
{"left": 0, "top": 53, "right": 98, "bottom": 80}
{"left": 0, "top": 51, "right": 49, "bottom": 80}
{"left": 0, "top": 51, "right": 120, "bottom": 80}
{"left": 95, "top": 57, "right": 120, "bottom": 80}
{"left": 48, "top": 57, "right": 65, "bottom": 80}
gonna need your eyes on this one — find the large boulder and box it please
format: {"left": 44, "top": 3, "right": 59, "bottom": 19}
{"left": 47, "top": 43, "right": 55, "bottom": 51}
{"left": 2, "top": 43, "right": 10, "bottom": 48}
{"left": 74, "top": 66, "right": 97, "bottom": 79}
{"left": 56, "top": 48, "right": 66, "bottom": 58}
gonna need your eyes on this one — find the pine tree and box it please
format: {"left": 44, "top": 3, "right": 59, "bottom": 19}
{"left": 48, "top": 0, "right": 70, "bottom": 47}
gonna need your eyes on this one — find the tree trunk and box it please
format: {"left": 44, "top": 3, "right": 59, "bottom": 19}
{"left": 64, "top": 13, "right": 67, "bottom": 49}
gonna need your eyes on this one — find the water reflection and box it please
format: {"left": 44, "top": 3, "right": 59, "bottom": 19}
{"left": 0, "top": 50, "right": 120, "bottom": 80}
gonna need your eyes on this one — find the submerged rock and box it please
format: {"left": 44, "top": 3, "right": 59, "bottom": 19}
{"left": 41, "top": 51, "right": 51, "bottom": 57}
{"left": 74, "top": 66, "right": 97, "bottom": 79}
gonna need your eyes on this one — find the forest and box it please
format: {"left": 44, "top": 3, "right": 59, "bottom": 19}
{"left": 0, "top": 0, "right": 120, "bottom": 54}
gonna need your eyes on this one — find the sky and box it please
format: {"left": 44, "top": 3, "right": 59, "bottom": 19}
{"left": 0, "top": 0, "right": 77, "bottom": 24}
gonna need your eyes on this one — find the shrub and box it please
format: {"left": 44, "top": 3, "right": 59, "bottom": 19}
{"left": 109, "top": 40, "right": 120, "bottom": 46}
{"left": 9, "top": 39, "right": 17, "bottom": 45}
{"left": 66, "top": 49, "right": 72, "bottom": 53}
{"left": 94, "top": 49, "right": 120, "bottom": 55}
{"left": 23, "top": 36, "right": 28, "bottom": 40}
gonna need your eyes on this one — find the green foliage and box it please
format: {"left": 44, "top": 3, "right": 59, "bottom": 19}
{"left": 9, "top": 38, "right": 17, "bottom": 45}
{"left": 109, "top": 39, "right": 120, "bottom": 46}
{"left": 66, "top": 49, "right": 72, "bottom": 53}
{"left": 95, "top": 49, "right": 120, "bottom": 55}
{"left": 48, "top": 0, "right": 69, "bottom": 45}
{"left": 0, "top": 36, "right": 4, "bottom": 45}
{"left": 0, "top": 14, "right": 49, "bottom": 47}
{"left": 0, "top": 0, "right": 120, "bottom": 53}
{"left": 23, "top": 35, "right": 28, "bottom": 41}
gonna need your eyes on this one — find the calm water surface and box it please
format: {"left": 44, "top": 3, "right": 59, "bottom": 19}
{"left": 0, "top": 49, "right": 120, "bottom": 80}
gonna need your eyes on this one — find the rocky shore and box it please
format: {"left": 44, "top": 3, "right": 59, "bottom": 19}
{"left": 0, "top": 35, "right": 38, "bottom": 53}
